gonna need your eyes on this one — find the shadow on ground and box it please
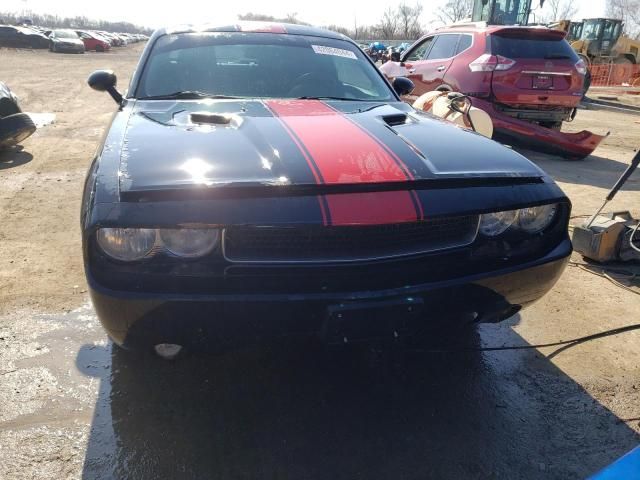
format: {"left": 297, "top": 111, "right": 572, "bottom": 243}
{"left": 0, "top": 145, "right": 33, "bottom": 169}
{"left": 515, "top": 148, "right": 639, "bottom": 191}
{"left": 77, "top": 319, "right": 639, "bottom": 480}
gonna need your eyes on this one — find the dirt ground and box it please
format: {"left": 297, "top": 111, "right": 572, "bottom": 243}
{"left": 0, "top": 46, "right": 639, "bottom": 479}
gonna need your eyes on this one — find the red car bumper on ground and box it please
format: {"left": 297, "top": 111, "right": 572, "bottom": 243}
{"left": 471, "top": 98, "right": 608, "bottom": 159}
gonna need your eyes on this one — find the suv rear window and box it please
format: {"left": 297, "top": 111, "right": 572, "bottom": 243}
{"left": 490, "top": 35, "right": 579, "bottom": 61}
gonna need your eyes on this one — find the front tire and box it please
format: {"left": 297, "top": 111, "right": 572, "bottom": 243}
{"left": 96, "top": 44, "right": 104, "bottom": 52}
{"left": 0, "top": 113, "right": 36, "bottom": 149}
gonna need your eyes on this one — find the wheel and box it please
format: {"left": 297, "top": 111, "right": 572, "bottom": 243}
{"left": 48, "top": 42, "right": 53, "bottom": 52}
{"left": 611, "top": 57, "right": 633, "bottom": 85}
{"left": 96, "top": 44, "right": 104, "bottom": 52}
{"left": 0, "top": 113, "right": 36, "bottom": 149}
{"left": 0, "top": 97, "right": 21, "bottom": 117}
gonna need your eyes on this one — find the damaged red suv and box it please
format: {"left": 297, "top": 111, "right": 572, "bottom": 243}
{"left": 381, "top": 25, "right": 595, "bottom": 157}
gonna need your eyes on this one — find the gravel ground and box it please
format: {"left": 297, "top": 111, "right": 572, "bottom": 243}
{"left": 0, "top": 45, "right": 639, "bottom": 479}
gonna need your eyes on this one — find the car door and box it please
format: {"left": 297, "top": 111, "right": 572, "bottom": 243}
{"left": 400, "top": 36, "right": 435, "bottom": 95}
{"left": 0, "top": 27, "right": 19, "bottom": 48}
{"left": 408, "top": 34, "right": 461, "bottom": 96}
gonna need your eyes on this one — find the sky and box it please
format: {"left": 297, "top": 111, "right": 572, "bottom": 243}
{"left": 3, "top": 0, "right": 608, "bottom": 31}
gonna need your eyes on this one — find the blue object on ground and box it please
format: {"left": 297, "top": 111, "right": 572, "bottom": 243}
{"left": 588, "top": 446, "right": 640, "bottom": 479}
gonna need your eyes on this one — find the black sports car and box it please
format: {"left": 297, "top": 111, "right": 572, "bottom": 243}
{"left": 0, "top": 25, "right": 49, "bottom": 49}
{"left": 83, "top": 22, "right": 571, "bottom": 352}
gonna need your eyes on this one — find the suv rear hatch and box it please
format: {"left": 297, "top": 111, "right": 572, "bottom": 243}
{"left": 487, "top": 28, "right": 583, "bottom": 109}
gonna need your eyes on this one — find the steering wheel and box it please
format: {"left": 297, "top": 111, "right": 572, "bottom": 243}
{"left": 287, "top": 72, "right": 316, "bottom": 95}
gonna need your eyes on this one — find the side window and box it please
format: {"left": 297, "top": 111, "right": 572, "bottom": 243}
{"left": 427, "top": 34, "right": 460, "bottom": 60}
{"left": 602, "top": 21, "right": 616, "bottom": 41}
{"left": 456, "top": 34, "right": 472, "bottom": 55}
{"left": 405, "top": 37, "right": 433, "bottom": 61}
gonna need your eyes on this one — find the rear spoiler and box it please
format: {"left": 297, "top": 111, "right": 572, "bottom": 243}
{"left": 491, "top": 27, "right": 567, "bottom": 40}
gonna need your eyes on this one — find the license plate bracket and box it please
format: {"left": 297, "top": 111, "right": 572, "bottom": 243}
{"left": 532, "top": 75, "right": 553, "bottom": 89}
{"left": 324, "top": 297, "right": 424, "bottom": 345}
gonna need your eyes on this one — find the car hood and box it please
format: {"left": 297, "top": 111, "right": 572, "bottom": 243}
{"left": 118, "top": 99, "right": 544, "bottom": 195}
{"left": 53, "top": 38, "right": 83, "bottom": 44}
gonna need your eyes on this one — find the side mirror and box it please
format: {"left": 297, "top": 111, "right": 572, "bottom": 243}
{"left": 392, "top": 77, "right": 414, "bottom": 96}
{"left": 88, "top": 70, "right": 122, "bottom": 105}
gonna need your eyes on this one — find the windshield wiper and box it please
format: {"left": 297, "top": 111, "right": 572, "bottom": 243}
{"left": 137, "top": 91, "right": 241, "bottom": 100}
{"left": 544, "top": 54, "right": 572, "bottom": 59}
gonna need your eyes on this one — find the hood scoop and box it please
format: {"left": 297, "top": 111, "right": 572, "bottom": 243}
{"left": 191, "top": 112, "right": 234, "bottom": 125}
{"left": 382, "top": 113, "right": 409, "bottom": 127}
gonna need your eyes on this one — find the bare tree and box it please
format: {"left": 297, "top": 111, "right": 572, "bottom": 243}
{"left": 397, "top": 3, "right": 424, "bottom": 39}
{"left": 606, "top": 0, "right": 640, "bottom": 38}
{"left": 545, "top": 0, "right": 578, "bottom": 21}
{"left": 375, "top": 7, "right": 400, "bottom": 39}
{"left": 437, "top": 0, "right": 473, "bottom": 25}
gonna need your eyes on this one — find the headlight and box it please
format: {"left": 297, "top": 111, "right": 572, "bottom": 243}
{"left": 516, "top": 204, "right": 557, "bottom": 233}
{"left": 479, "top": 204, "right": 558, "bottom": 237}
{"left": 97, "top": 228, "right": 157, "bottom": 261}
{"left": 159, "top": 229, "right": 219, "bottom": 258}
{"left": 479, "top": 210, "right": 517, "bottom": 236}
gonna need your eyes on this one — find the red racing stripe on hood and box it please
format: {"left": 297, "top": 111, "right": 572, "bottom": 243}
{"left": 265, "top": 99, "right": 421, "bottom": 225}
{"left": 264, "top": 100, "right": 412, "bottom": 184}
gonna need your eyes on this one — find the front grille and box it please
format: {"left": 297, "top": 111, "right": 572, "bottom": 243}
{"left": 223, "top": 215, "right": 480, "bottom": 264}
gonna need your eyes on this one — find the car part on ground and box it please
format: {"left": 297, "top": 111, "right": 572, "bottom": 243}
{"left": 412, "top": 89, "right": 605, "bottom": 158}
{"left": 0, "top": 82, "right": 36, "bottom": 149}
{"left": 83, "top": 22, "right": 571, "bottom": 352}
{"left": 472, "top": 96, "right": 608, "bottom": 159}
{"left": 413, "top": 91, "right": 494, "bottom": 138}
{"left": 572, "top": 149, "right": 640, "bottom": 262}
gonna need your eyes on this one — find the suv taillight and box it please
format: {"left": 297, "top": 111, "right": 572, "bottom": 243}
{"left": 575, "top": 58, "right": 588, "bottom": 76}
{"left": 469, "top": 54, "right": 516, "bottom": 72}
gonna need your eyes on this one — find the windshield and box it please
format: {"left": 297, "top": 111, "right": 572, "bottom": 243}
{"left": 582, "top": 20, "right": 602, "bottom": 40}
{"left": 472, "top": 0, "right": 531, "bottom": 25}
{"left": 54, "top": 30, "right": 78, "bottom": 39}
{"left": 136, "top": 32, "right": 394, "bottom": 101}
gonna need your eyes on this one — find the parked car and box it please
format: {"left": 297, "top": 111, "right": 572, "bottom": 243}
{"left": 0, "top": 25, "right": 49, "bottom": 49}
{"left": 48, "top": 29, "right": 85, "bottom": 53}
{"left": 0, "top": 82, "right": 36, "bottom": 149}
{"left": 83, "top": 22, "right": 571, "bottom": 352}
{"left": 75, "top": 30, "right": 111, "bottom": 52}
{"left": 380, "top": 25, "right": 594, "bottom": 156}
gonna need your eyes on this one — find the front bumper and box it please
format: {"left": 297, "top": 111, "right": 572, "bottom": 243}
{"left": 472, "top": 98, "right": 608, "bottom": 159}
{"left": 88, "top": 238, "right": 571, "bottom": 350}
{"left": 54, "top": 43, "right": 84, "bottom": 53}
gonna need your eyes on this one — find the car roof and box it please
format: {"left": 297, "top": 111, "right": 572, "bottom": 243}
{"left": 152, "top": 21, "right": 348, "bottom": 42}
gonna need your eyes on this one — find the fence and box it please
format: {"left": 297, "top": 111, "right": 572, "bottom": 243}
{"left": 590, "top": 63, "right": 640, "bottom": 88}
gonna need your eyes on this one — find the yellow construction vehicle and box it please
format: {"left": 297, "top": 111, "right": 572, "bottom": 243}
{"left": 548, "top": 20, "right": 582, "bottom": 42}
{"left": 570, "top": 18, "right": 639, "bottom": 83}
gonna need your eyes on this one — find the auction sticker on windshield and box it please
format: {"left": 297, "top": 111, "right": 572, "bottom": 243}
{"left": 311, "top": 45, "right": 357, "bottom": 59}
